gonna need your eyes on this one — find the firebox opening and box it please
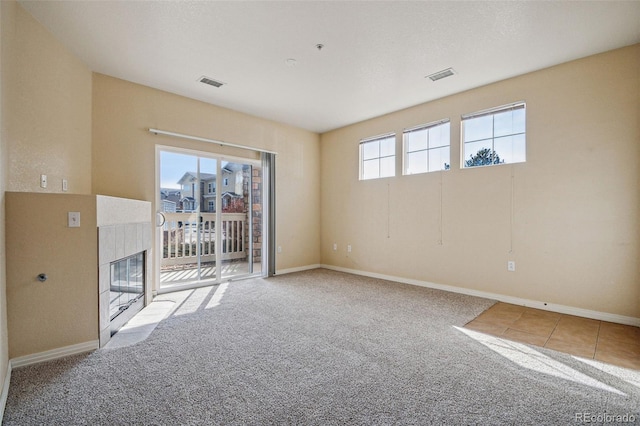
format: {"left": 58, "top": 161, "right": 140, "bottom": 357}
{"left": 110, "top": 251, "right": 145, "bottom": 336}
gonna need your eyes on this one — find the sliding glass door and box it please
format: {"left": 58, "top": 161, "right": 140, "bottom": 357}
{"left": 157, "top": 147, "right": 262, "bottom": 291}
{"left": 218, "top": 161, "right": 263, "bottom": 280}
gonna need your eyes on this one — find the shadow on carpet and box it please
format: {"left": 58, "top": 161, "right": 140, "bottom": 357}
{"left": 4, "top": 269, "right": 640, "bottom": 425}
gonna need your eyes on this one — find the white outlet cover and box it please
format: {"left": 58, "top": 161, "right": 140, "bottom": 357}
{"left": 68, "top": 212, "right": 81, "bottom": 227}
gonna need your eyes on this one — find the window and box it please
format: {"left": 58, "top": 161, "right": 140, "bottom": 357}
{"left": 208, "top": 183, "right": 214, "bottom": 193}
{"left": 403, "top": 120, "right": 450, "bottom": 175}
{"left": 462, "top": 102, "right": 526, "bottom": 168}
{"left": 359, "top": 133, "right": 396, "bottom": 180}
{"left": 223, "top": 178, "right": 229, "bottom": 186}
{"left": 208, "top": 201, "right": 214, "bottom": 211}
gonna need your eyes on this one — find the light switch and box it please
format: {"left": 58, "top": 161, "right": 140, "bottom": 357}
{"left": 68, "top": 212, "right": 80, "bottom": 228}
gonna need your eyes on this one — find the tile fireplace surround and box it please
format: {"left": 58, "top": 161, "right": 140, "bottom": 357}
{"left": 97, "top": 196, "right": 152, "bottom": 348}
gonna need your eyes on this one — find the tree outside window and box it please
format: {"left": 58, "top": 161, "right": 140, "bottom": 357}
{"left": 462, "top": 103, "right": 526, "bottom": 168}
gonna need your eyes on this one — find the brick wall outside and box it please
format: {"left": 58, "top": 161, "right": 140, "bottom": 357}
{"left": 243, "top": 166, "right": 262, "bottom": 263}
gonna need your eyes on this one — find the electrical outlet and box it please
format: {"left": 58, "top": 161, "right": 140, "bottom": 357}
{"left": 62, "top": 179, "right": 68, "bottom": 192}
{"left": 507, "top": 261, "right": 516, "bottom": 272}
{"left": 347, "top": 245, "right": 352, "bottom": 253}
{"left": 277, "top": 246, "right": 282, "bottom": 253}
{"left": 40, "top": 174, "right": 47, "bottom": 189}
{"left": 332, "top": 243, "right": 337, "bottom": 251}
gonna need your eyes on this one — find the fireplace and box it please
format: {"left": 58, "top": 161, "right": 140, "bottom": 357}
{"left": 109, "top": 251, "right": 146, "bottom": 335}
{"left": 97, "top": 195, "right": 152, "bottom": 347}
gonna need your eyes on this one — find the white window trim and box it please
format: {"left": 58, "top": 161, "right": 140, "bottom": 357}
{"left": 404, "top": 118, "right": 449, "bottom": 134}
{"left": 402, "top": 119, "right": 450, "bottom": 175}
{"left": 359, "top": 132, "right": 396, "bottom": 180}
{"left": 461, "top": 101, "right": 526, "bottom": 169}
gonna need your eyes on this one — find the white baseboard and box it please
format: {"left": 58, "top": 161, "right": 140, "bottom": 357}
{"left": 320, "top": 264, "right": 640, "bottom": 327}
{"left": 275, "top": 264, "right": 321, "bottom": 276}
{"left": 10, "top": 340, "right": 99, "bottom": 369}
{"left": 0, "top": 361, "right": 11, "bottom": 424}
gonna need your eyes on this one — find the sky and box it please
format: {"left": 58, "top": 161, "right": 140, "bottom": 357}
{"left": 160, "top": 151, "right": 198, "bottom": 189}
{"left": 160, "top": 151, "right": 227, "bottom": 189}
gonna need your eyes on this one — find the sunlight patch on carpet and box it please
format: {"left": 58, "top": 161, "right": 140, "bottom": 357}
{"left": 173, "top": 287, "right": 215, "bottom": 316}
{"left": 573, "top": 357, "right": 640, "bottom": 390}
{"left": 104, "top": 301, "right": 175, "bottom": 349}
{"left": 455, "top": 326, "right": 626, "bottom": 396}
{"left": 206, "top": 282, "right": 229, "bottom": 310}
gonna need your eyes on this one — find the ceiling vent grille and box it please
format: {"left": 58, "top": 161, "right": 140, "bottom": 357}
{"left": 199, "top": 76, "right": 225, "bottom": 88}
{"left": 426, "top": 68, "right": 456, "bottom": 82}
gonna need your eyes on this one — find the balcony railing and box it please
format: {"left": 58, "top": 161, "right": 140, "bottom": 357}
{"left": 161, "top": 212, "right": 246, "bottom": 267}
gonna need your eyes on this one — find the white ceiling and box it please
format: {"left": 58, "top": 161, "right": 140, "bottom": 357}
{"left": 19, "top": 1, "right": 640, "bottom": 133}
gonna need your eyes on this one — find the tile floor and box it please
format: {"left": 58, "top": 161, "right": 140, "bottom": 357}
{"left": 464, "top": 302, "right": 640, "bottom": 370}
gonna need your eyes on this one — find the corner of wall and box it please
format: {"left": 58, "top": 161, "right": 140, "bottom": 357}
{"left": 0, "top": 0, "right": 12, "bottom": 419}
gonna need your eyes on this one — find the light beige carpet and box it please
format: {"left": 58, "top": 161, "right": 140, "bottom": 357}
{"left": 4, "top": 269, "right": 639, "bottom": 425}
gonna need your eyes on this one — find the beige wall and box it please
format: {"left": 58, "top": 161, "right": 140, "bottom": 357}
{"left": 5, "top": 193, "right": 98, "bottom": 358}
{"left": 0, "top": 0, "right": 10, "bottom": 401}
{"left": 92, "top": 74, "right": 321, "bottom": 286}
{"left": 1, "top": 0, "right": 637, "bottom": 372}
{"left": 321, "top": 44, "right": 640, "bottom": 319}
{"left": 0, "top": 0, "right": 95, "bottom": 365}
{"left": 3, "top": 1, "right": 92, "bottom": 194}
{"left": 0, "top": 0, "right": 320, "bottom": 366}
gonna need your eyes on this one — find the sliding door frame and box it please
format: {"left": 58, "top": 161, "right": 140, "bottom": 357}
{"left": 154, "top": 144, "right": 266, "bottom": 294}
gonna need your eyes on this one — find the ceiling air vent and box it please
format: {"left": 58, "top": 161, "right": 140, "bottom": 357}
{"left": 199, "top": 76, "right": 225, "bottom": 88}
{"left": 426, "top": 68, "right": 456, "bottom": 82}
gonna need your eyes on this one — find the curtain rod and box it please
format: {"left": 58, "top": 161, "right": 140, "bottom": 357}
{"left": 148, "top": 128, "right": 277, "bottom": 155}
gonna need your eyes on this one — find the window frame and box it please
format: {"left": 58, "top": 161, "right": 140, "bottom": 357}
{"left": 359, "top": 133, "right": 396, "bottom": 181}
{"left": 402, "top": 119, "right": 451, "bottom": 175}
{"left": 461, "top": 102, "right": 526, "bottom": 169}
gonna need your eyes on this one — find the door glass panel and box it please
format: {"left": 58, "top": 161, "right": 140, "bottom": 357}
{"left": 220, "top": 161, "right": 261, "bottom": 280}
{"left": 159, "top": 149, "right": 261, "bottom": 290}
{"left": 159, "top": 151, "right": 203, "bottom": 288}
{"left": 198, "top": 157, "right": 217, "bottom": 281}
